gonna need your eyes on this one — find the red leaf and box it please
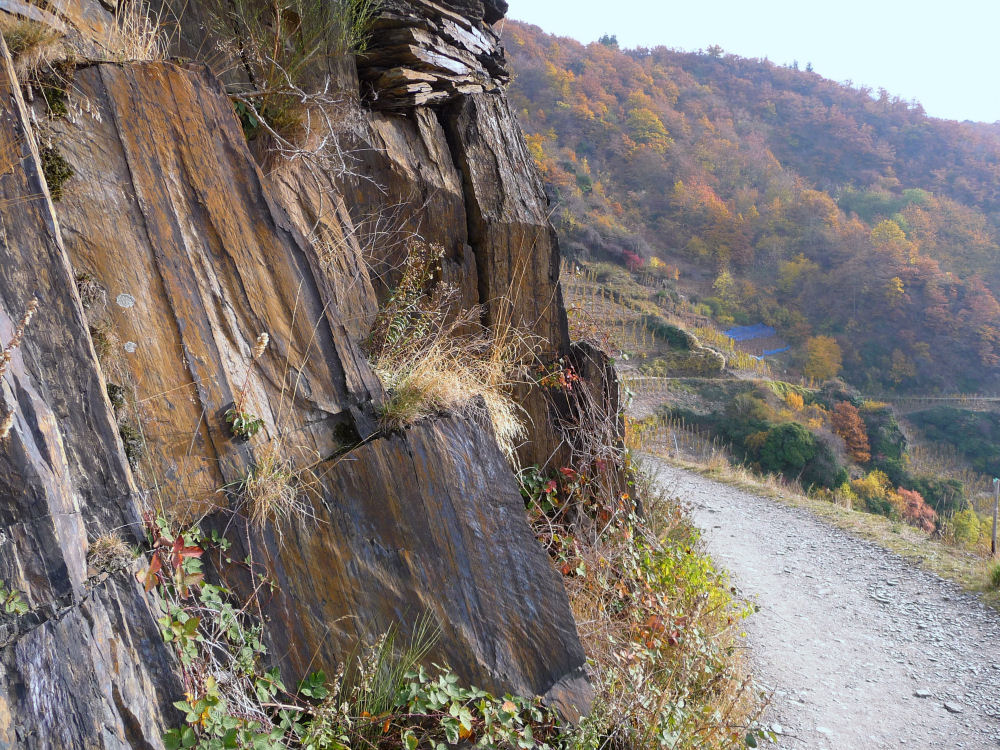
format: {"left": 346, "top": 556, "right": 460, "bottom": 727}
{"left": 169, "top": 537, "right": 202, "bottom": 568}
{"left": 140, "top": 554, "right": 162, "bottom": 592}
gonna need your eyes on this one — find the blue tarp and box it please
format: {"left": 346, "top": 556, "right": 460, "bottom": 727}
{"left": 724, "top": 323, "right": 776, "bottom": 342}
{"left": 754, "top": 346, "right": 791, "bottom": 359}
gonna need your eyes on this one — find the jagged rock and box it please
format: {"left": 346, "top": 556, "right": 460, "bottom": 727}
{"left": 288, "top": 78, "right": 582, "bottom": 468}
{"left": 45, "top": 57, "right": 590, "bottom": 721}
{"left": 0, "top": 0, "right": 610, "bottom": 741}
{"left": 359, "top": 0, "right": 509, "bottom": 109}
{"left": 0, "top": 36, "right": 180, "bottom": 747}
{"left": 482, "top": 0, "right": 508, "bottom": 24}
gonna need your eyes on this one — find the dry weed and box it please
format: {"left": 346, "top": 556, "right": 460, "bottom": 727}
{"left": 368, "top": 242, "right": 535, "bottom": 464}
{"left": 237, "top": 442, "right": 315, "bottom": 536}
{"left": 374, "top": 313, "right": 531, "bottom": 463}
{"left": 88, "top": 531, "right": 135, "bottom": 572}
{"left": 101, "top": 0, "right": 167, "bottom": 62}
{"left": 0, "top": 15, "right": 65, "bottom": 78}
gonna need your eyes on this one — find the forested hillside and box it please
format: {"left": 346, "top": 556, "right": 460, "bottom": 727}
{"left": 505, "top": 22, "right": 1000, "bottom": 393}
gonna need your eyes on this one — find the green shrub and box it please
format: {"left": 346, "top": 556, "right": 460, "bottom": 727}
{"left": 851, "top": 470, "right": 894, "bottom": 517}
{"left": 860, "top": 404, "right": 906, "bottom": 463}
{"left": 800, "top": 439, "right": 848, "bottom": 489}
{"left": 990, "top": 561, "right": 1000, "bottom": 590}
{"left": 0, "top": 579, "right": 28, "bottom": 616}
{"left": 639, "top": 348, "right": 724, "bottom": 377}
{"left": 40, "top": 146, "right": 73, "bottom": 200}
{"left": 117, "top": 422, "right": 144, "bottom": 468}
{"left": 225, "top": 408, "right": 263, "bottom": 440}
{"left": 640, "top": 313, "right": 696, "bottom": 349}
{"left": 727, "top": 393, "right": 773, "bottom": 424}
{"left": 758, "top": 422, "right": 816, "bottom": 476}
{"left": 951, "top": 507, "right": 981, "bottom": 547}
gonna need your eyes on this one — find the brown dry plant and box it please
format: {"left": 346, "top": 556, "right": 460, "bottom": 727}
{"left": 237, "top": 441, "right": 316, "bottom": 537}
{"left": 100, "top": 0, "right": 168, "bottom": 62}
{"left": 367, "top": 242, "right": 536, "bottom": 464}
{"left": 88, "top": 531, "right": 135, "bottom": 572}
{"left": 0, "top": 15, "right": 66, "bottom": 78}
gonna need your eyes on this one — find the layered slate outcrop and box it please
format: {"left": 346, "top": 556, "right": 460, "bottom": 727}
{"left": 0, "top": 0, "right": 605, "bottom": 744}
{"left": 358, "top": 0, "right": 510, "bottom": 109}
{"left": 47, "top": 58, "right": 589, "bottom": 717}
{"left": 0, "top": 38, "right": 181, "bottom": 747}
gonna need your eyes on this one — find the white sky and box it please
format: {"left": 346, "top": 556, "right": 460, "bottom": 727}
{"left": 504, "top": 0, "right": 1000, "bottom": 123}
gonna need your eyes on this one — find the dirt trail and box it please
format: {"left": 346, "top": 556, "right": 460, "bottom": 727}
{"left": 650, "top": 460, "right": 1000, "bottom": 749}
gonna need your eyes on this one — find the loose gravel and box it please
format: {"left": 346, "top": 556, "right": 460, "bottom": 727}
{"left": 650, "top": 460, "right": 1000, "bottom": 749}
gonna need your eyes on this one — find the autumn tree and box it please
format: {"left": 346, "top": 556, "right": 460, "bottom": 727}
{"left": 803, "top": 336, "right": 842, "bottom": 381}
{"left": 893, "top": 487, "right": 937, "bottom": 533}
{"left": 830, "top": 401, "right": 871, "bottom": 463}
{"left": 625, "top": 107, "right": 672, "bottom": 153}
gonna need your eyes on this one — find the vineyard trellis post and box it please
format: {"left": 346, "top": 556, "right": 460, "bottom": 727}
{"left": 992, "top": 477, "right": 999, "bottom": 558}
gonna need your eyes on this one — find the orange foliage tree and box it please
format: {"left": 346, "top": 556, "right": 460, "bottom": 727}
{"left": 830, "top": 401, "right": 871, "bottom": 464}
{"left": 892, "top": 487, "right": 937, "bottom": 534}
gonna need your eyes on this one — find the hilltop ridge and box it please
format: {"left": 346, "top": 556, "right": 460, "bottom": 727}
{"left": 505, "top": 21, "right": 1000, "bottom": 393}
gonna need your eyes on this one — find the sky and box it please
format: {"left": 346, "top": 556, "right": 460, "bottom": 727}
{"left": 504, "top": 0, "right": 1000, "bottom": 123}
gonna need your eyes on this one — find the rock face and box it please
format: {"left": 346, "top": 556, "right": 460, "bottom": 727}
{"left": 0, "top": 37, "right": 181, "bottom": 747}
{"left": 0, "top": 0, "right": 604, "bottom": 744}
{"left": 358, "top": 0, "right": 509, "bottom": 109}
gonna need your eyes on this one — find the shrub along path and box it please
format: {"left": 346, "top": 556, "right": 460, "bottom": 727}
{"left": 649, "top": 460, "right": 1000, "bottom": 748}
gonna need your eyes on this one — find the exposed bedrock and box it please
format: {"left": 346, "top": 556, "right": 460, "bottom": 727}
{"left": 0, "top": 0, "right": 613, "bottom": 744}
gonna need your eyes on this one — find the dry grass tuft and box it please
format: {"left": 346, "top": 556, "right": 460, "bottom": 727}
{"left": 88, "top": 531, "right": 135, "bottom": 572}
{"left": 0, "top": 15, "right": 65, "bottom": 78}
{"left": 368, "top": 241, "right": 534, "bottom": 464}
{"left": 101, "top": 0, "right": 167, "bottom": 62}
{"left": 373, "top": 314, "right": 530, "bottom": 462}
{"left": 238, "top": 442, "right": 315, "bottom": 536}
{"left": 76, "top": 273, "right": 107, "bottom": 310}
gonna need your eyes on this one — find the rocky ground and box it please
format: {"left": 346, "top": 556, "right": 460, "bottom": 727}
{"left": 649, "top": 460, "right": 1000, "bottom": 749}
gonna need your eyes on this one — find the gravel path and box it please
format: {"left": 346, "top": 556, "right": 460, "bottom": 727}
{"left": 650, "top": 460, "right": 1000, "bottom": 749}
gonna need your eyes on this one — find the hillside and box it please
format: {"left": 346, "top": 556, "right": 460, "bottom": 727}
{"left": 504, "top": 22, "right": 1000, "bottom": 393}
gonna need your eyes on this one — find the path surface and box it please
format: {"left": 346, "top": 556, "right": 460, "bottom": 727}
{"left": 650, "top": 461, "right": 1000, "bottom": 749}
